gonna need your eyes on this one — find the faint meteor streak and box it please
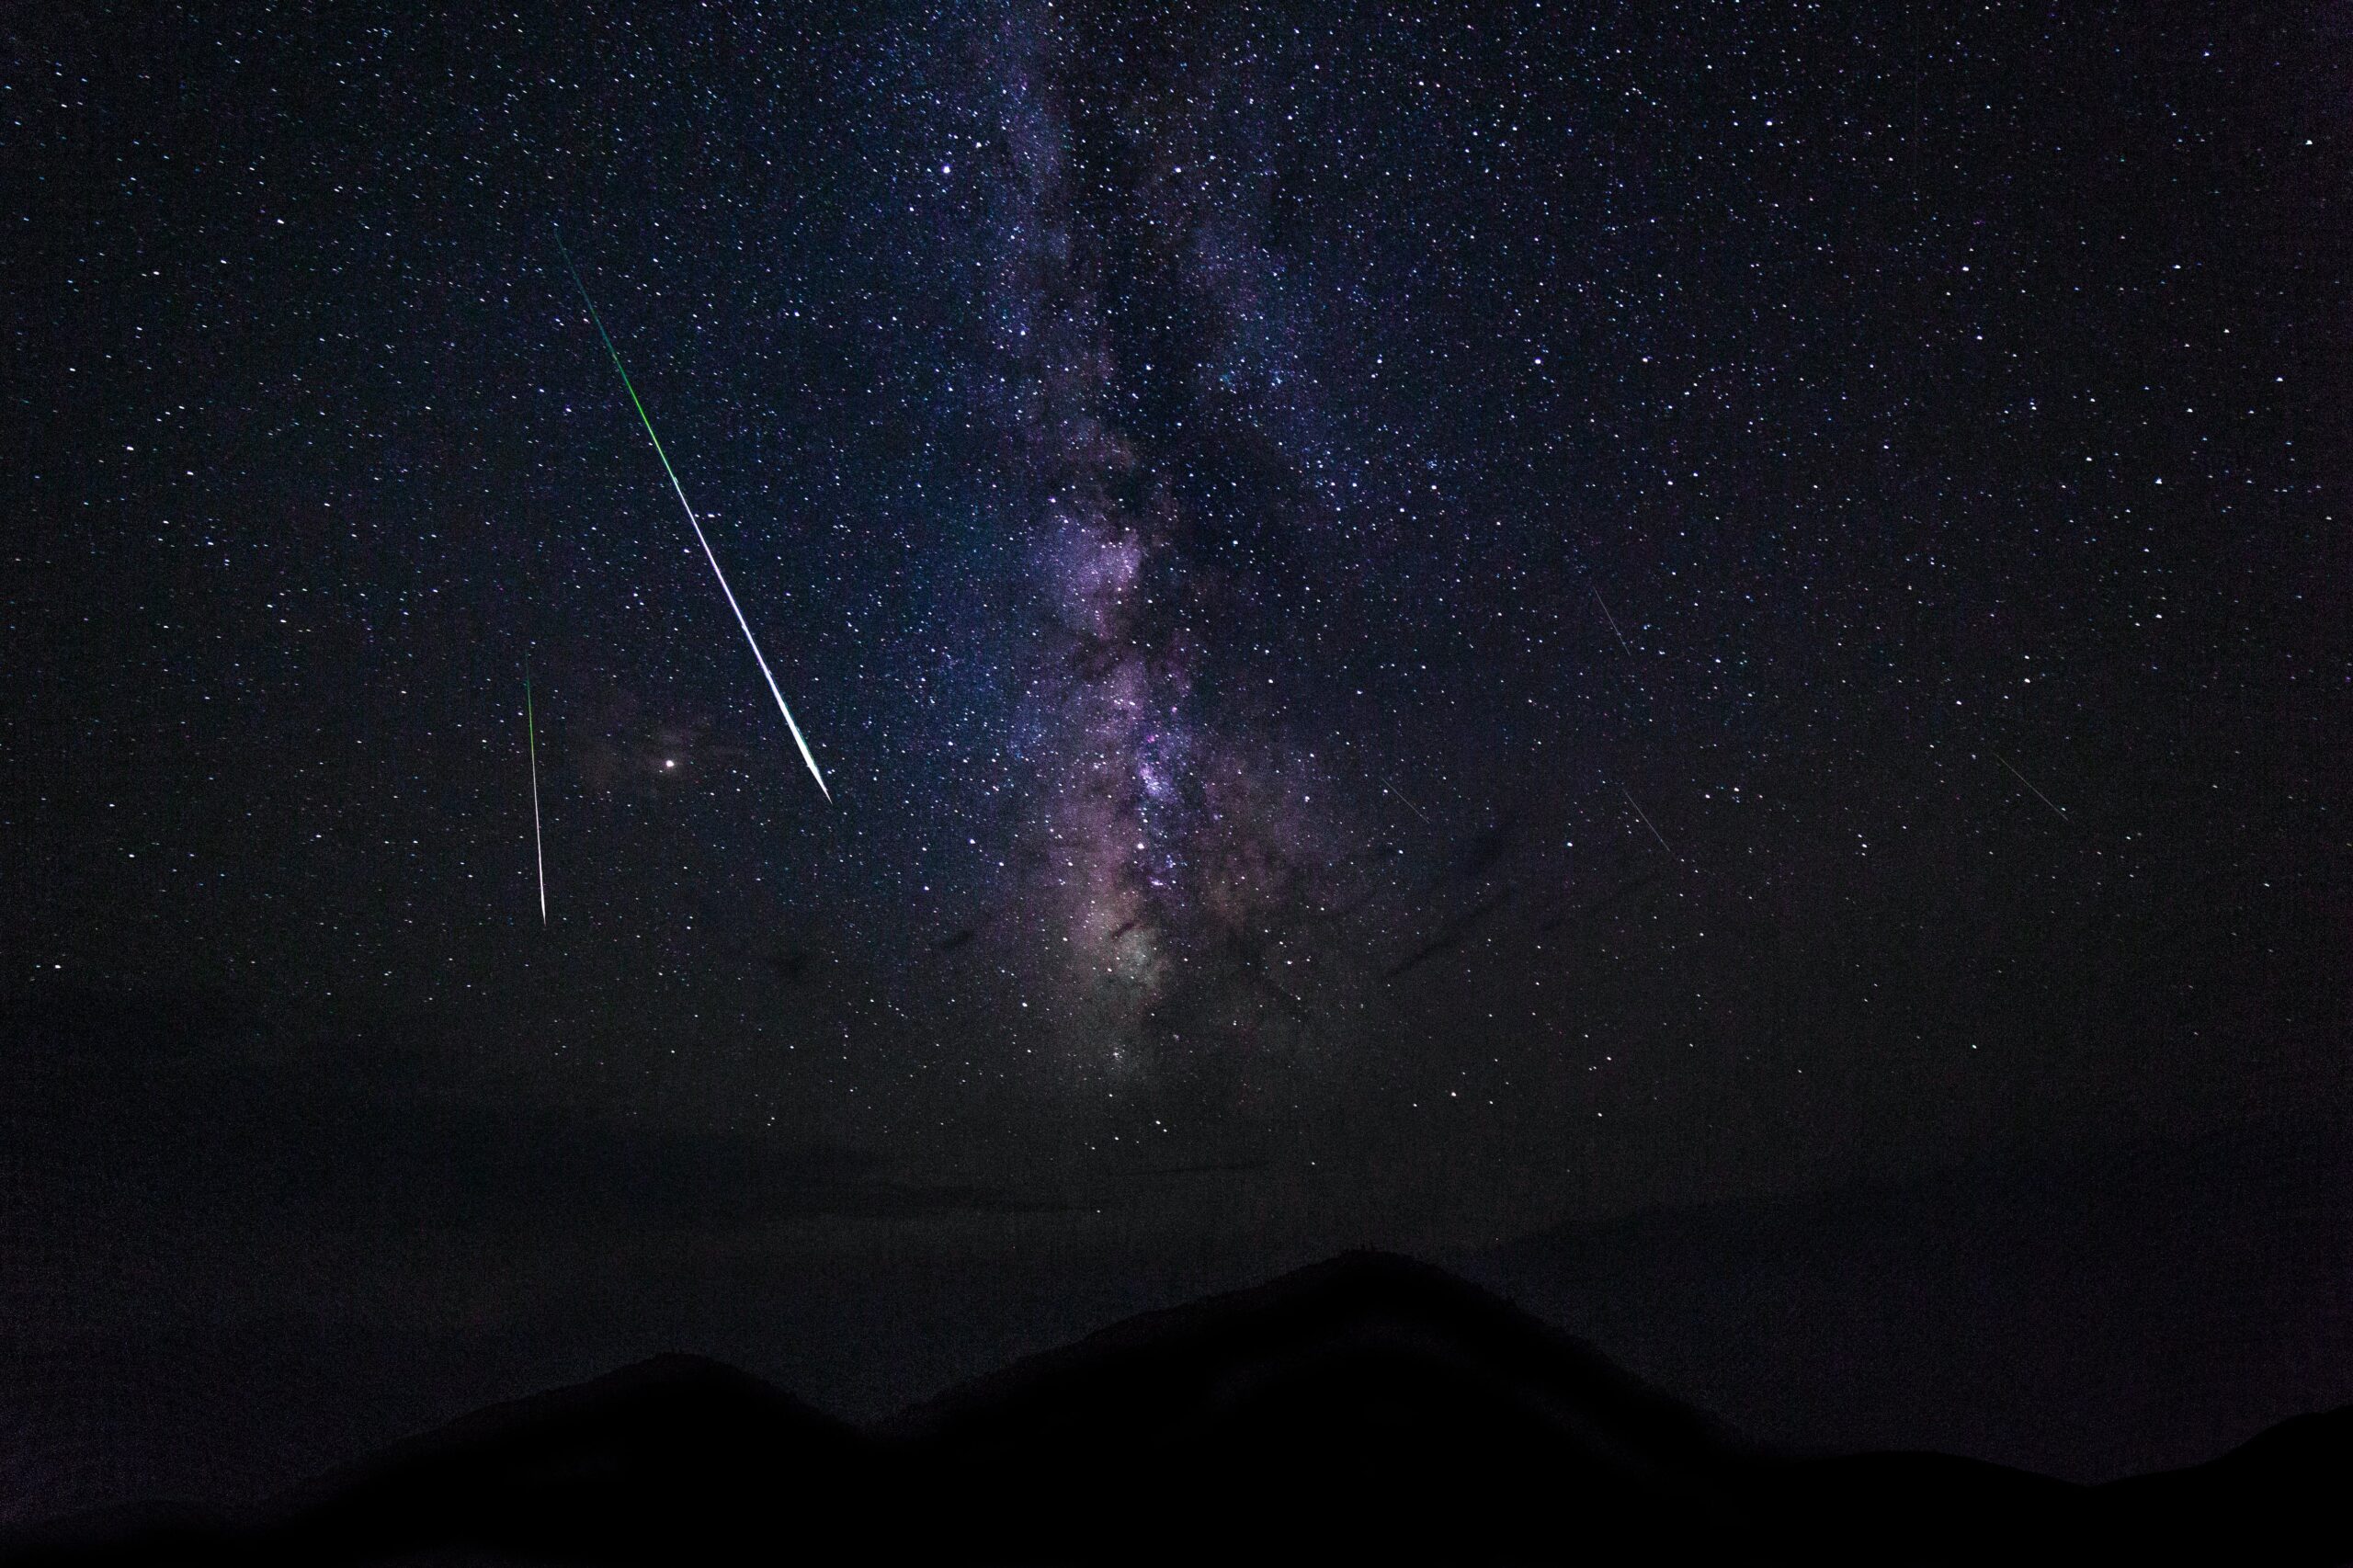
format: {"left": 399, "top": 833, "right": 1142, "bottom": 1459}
{"left": 1993, "top": 751, "right": 2068, "bottom": 821}
{"left": 1620, "top": 783, "right": 1673, "bottom": 857}
{"left": 526, "top": 674, "right": 548, "bottom": 925}
{"left": 555, "top": 234, "right": 832, "bottom": 803}
{"left": 1590, "top": 584, "right": 1652, "bottom": 700}
{"left": 1590, "top": 585, "right": 1635, "bottom": 658}
{"left": 1386, "top": 782, "right": 1431, "bottom": 824}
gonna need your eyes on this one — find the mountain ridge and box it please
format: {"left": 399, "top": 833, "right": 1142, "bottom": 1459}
{"left": 8, "top": 1251, "right": 2348, "bottom": 1565}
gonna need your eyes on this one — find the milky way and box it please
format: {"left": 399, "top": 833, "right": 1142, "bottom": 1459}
{"left": 969, "top": 6, "right": 1363, "bottom": 1075}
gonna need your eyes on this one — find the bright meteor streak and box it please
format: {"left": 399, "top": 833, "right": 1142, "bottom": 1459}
{"left": 555, "top": 235, "right": 833, "bottom": 803}
{"left": 526, "top": 674, "right": 548, "bottom": 925}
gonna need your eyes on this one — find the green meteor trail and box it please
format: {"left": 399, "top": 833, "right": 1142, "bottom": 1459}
{"left": 556, "top": 234, "right": 833, "bottom": 803}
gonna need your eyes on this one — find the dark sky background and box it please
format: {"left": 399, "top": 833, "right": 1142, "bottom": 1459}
{"left": 5, "top": 0, "right": 2349, "bottom": 1521}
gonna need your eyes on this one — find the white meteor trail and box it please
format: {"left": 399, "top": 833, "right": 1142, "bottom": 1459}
{"left": 1621, "top": 783, "right": 1673, "bottom": 857}
{"left": 1993, "top": 751, "right": 2068, "bottom": 821}
{"left": 556, "top": 236, "right": 832, "bottom": 803}
{"left": 1590, "top": 585, "right": 1635, "bottom": 658}
{"left": 526, "top": 674, "right": 548, "bottom": 925}
{"left": 1590, "top": 583, "right": 1652, "bottom": 701}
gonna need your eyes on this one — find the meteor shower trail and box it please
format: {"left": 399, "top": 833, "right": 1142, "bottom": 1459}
{"left": 1590, "top": 585, "right": 1634, "bottom": 659}
{"left": 1621, "top": 784, "right": 1674, "bottom": 858}
{"left": 526, "top": 675, "right": 548, "bottom": 925}
{"left": 556, "top": 235, "right": 833, "bottom": 803}
{"left": 1590, "top": 584, "right": 1651, "bottom": 701}
{"left": 1387, "top": 783, "right": 1431, "bottom": 824}
{"left": 1994, "top": 751, "right": 2069, "bottom": 821}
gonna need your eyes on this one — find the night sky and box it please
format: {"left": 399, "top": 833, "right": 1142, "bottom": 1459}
{"left": 6, "top": 0, "right": 2349, "bottom": 1516}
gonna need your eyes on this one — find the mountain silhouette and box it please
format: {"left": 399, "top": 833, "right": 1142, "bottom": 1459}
{"left": 1462, "top": 1119, "right": 2353, "bottom": 1482}
{"left": 7, "top": 1252, "right": 2349, "bottom": 1564}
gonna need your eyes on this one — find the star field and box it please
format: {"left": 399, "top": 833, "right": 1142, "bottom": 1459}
{"left": 6, "top": 0, "right": 2347, "bottom": 1353}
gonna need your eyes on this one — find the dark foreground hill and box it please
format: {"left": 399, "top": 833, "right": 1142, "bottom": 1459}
{"left": 1461, "top": 1119, "right": 2353, "bottom": 1482}
{"left": 7, "top": 1253, "right": 2349, "bottom": 1565}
